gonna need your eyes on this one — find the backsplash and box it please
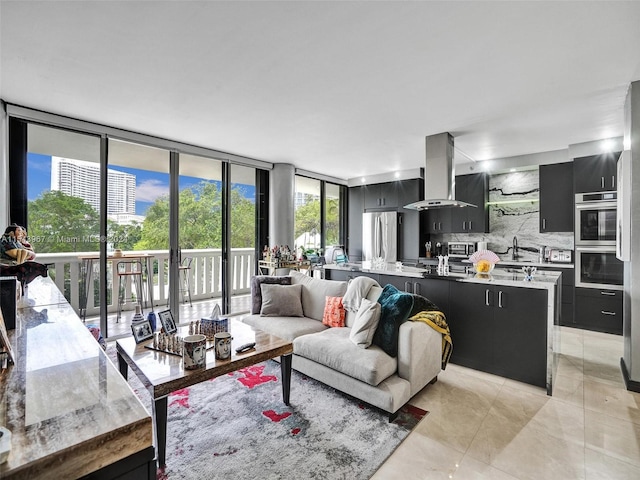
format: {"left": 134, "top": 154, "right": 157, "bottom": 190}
{"left": 433, "top": 169, "right": 574, "bottom": 261}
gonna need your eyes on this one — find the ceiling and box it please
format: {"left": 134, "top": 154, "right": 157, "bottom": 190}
{"left": 2, "top": 1, "right": 640, "bottom": 182}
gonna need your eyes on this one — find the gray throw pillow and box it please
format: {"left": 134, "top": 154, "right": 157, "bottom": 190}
{"left": 349, "top": 298, "right": 381, "bottom": 348}
{"left": 250, "top": 275, "right": 292, "bottom": 314}
{"left": 260, "top": 284, "right": 304, "bottom": 317}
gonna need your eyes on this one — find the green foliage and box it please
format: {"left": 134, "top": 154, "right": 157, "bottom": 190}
{"left": 135, "top": 181, "right": 255, "bottom": 250}
{"left": 107, "top": 220, "right": 142, "bottom": 250}
{"left": 294, "top": 196, "right": 341, "bottom": 247}
{"left": 27, "top": 190, "right": 101, "bottom": 252}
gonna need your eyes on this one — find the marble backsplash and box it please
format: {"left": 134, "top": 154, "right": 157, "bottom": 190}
{"left": 433, "top": 169, "right": 574, "bottom": 262}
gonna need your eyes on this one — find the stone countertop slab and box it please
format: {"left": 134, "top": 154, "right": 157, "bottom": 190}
{"left": 0, "top": 276, "right": 153, "bottom": 480}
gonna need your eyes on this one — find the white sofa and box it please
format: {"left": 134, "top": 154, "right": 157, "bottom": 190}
{"left": 242, "top": 271, "right": 442, "bottom": 418}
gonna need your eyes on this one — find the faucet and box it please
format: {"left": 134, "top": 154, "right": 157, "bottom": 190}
{"left": 512, "top": 236, "right": 519, "bottom": 260}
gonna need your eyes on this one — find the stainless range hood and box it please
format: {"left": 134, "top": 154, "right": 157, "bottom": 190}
{"left": 404, "top": 132, "right": 476, "bottom": 210}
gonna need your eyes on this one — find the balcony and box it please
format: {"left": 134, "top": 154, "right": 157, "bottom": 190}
{"left": 33, "top": 248, "right": 255, "bottom": 339}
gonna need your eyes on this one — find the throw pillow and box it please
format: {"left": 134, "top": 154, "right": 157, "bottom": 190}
{"left": 408, "top": 293, "right": 441, "bottom": 318}
{"left": 250, "top": 275, "right": 292, "bottom": 314}
{"left": 260, "top": 284, "right": 303, "bottom": 317}
{"left": 349, "top": 298, "right": 382, "bottom": 349}
{"left": 373, "top": 284, "right": 414, "bottom": 357}
{"left": 322, "top": 296, "right": 346, "bottom": 327}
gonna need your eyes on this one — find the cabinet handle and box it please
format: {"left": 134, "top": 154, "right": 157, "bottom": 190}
{"left": 601, "top": 311, "right": 616, "bottom": 316}
{"left": 433, "top": 222, "right": 437, "bottom": 230}
{"left": 485, "top": 289, "right": 490, "bottom": 306}
{"left": 601, "top": 177, "right": 605, "bottom": 189}
{"left": 600, "top": 291, "right": 616, "bottom": 296}
{"left": 414, "top": 282, "right": 420, "bottom": 295}
{"left": 404, "top": 281, "right": 412, "bottom": 293}
{"left": 469, "top": 221, "right": 472, "bottom": 230}
{"left": 542, "top": 218, "right": 546, "bottom": 230}
{"left": 463, "top": 221, "right": 467, "bottom": 231}
{"left": 438, "top": 222, "right": 442, "bottom": 230}
{"left": 498, "top": 291, "right": 504, "bottom": 308}
{"left": 612, "top": 176, "right": 615, "bottom": 189}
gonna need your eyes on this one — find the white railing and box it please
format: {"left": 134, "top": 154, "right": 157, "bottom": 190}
{"left": 33, "top": 248, "right": 255, "bottom": 318}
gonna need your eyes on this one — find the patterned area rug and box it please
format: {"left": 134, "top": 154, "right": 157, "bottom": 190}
{"left": 106, "top": 346, "right": 428, "bottom": 480}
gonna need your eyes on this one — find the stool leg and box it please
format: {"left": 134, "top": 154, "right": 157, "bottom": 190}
{"left": 135, "top": 273, "right": 144, "bottom": 315}
{"left": 117, "top": 274, "right": 124, "bottom": 323}
{"left": 185, "top": 270, "right": 192, "bottom": 307}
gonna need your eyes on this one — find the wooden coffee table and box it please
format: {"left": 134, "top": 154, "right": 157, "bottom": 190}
{"left": 116, "top": 319, "right": 293, "bottom": 467}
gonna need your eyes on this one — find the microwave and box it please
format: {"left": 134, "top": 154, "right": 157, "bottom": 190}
{"left": 447, "top": 242, "right": 476, "bottom": 259}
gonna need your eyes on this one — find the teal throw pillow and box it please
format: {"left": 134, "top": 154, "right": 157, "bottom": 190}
{"left": 373, "top": 284, "right": 414, "bottom": 357}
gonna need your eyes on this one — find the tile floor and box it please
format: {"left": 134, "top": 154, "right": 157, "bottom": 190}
{"left": 373, "top": 326, "right": 640, "bottom": 480}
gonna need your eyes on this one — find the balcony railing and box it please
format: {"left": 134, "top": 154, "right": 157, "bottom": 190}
{"left": 34, "top": 248, "right": 255, "bottom": 318}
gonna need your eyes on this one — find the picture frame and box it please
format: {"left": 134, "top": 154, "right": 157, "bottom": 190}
{"left": 158, "top": 309, "right": 177, "bottom": 334}
{"left": 131, "top": 320, "right": 154, "bottom": 344}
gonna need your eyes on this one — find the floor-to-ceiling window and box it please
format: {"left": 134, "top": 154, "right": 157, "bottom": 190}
{"left": 294, "top": 175, "right": 346, "bottom": 257}
{"left": 8, "top": 106, "right": 272, "bottom": 339}
{"left": 294, "top": 176, "right": 321, "bottom": 255}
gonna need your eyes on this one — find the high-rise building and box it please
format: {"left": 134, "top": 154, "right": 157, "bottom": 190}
{"left": 51, "top": 157, "right": 136, "bottom": 215}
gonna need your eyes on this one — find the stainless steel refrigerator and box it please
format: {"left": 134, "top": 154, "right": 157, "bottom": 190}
{"left": 362, "top": 211, "right": 398, "bottom": 263}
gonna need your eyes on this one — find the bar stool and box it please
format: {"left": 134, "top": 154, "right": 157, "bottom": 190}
{"left": 116, "top": 260, "right": 144, "bottom": 322}
{"left": 178, "top": 257, "right": 193, "bottom": 306}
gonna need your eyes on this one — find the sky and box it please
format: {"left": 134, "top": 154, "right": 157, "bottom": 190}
{"left": 27, "top": 153, "right": 255, "bottom": 215}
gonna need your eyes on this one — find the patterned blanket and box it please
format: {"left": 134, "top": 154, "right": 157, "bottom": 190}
{"left": 409, "top": 310, "right": 452, "bottom": 370}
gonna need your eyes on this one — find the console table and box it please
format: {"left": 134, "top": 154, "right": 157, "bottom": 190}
{"left": 0, "top": 276, "right": 155, "bottom": 479}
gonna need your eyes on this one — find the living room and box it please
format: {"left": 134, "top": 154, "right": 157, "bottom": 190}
{"left": 2, "top": 2, "right": 640, "bottom": 479}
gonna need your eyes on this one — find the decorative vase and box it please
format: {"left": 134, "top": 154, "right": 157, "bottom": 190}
{"left": 131, "top": 304, "right": 144, "bottom": 323}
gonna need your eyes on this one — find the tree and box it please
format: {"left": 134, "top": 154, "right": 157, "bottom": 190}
{"left": 135, "top": 181, "right": 255, "bottom": 250}
{"left": 107, "top": 220, "right": 143, "bottom": 251}
{"left": 28, "top": 190, "right": 101, "bottom": 253}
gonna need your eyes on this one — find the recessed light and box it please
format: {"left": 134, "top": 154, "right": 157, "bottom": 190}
{"left": 361, "top": 177, "right": 366, "bottom": 183}
{"left": 394, "top": 172, "right": 400, "bottom": 179}
{"left": 601, "top": 139, "right": 614, "bottom": 152}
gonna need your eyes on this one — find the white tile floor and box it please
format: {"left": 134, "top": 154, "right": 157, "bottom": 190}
{"left": 372, "top": 327, "right": 640, "bottom": 480}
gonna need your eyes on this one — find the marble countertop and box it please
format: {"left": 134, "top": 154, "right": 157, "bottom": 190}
{"left": 324, "top": 262, "right": 561, "bottom": 291}
{"left": 0, "top": 277, "right": 153, "bottom": 479}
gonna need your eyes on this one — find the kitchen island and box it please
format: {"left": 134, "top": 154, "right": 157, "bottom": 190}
{"left": 324, "top": 262, "right": 561, "bottom": 395}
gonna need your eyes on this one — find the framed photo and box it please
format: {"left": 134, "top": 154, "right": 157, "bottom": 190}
{"left": 158, "top": 309, "right": 177, "bottom": 334}
{"left": 131, "top": 320, "right": 154, "bottom": 344}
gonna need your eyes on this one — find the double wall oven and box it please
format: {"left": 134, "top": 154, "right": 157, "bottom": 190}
{"left": 575, "top": 191, "right": 623, "bottom": 290}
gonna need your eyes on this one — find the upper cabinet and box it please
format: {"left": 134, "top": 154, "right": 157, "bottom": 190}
{"left": 363, "top": 182, "right": 398, "bottom": 209}
{"left": 573, "top": 152, "right": 620, "bottom": 193}
{"left": 451, "top": 173, "right": 489, "bottom": 233}
{"left": 539, "top": 162, "right": 574, "bottom": 232}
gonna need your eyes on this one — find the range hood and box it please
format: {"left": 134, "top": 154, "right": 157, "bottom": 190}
{"left": 404, "top": 132, "right": 476, "bottom": 210}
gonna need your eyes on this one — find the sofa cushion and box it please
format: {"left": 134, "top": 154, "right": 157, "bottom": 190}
{"left": 322, "top": 296, "right": 346, "bottom": 327}
{"left": 260, "top": 284, "right": 303, "bottom": 317}
{"left": 342, "top": 276, "right": 378, "bottom": 312}
{"left": 250, "top": 275, "right": 292, "bottom": 314}
{"left": 289, "top": 270, "right": 348, "bottom": 321}
{"left": 293, "top": 328, "right": 397, "bottom": 386}
{"left": 345, "top": 284, "right": 383, "bottom": 327}
{"left": 349, "top": 298, "right": 381, "bottom": 349}
{"left": 243, "top": 314, "right": 327, "bottom": 342}
{"left": 373, "top": 284, "right": 414, "bottom": 357}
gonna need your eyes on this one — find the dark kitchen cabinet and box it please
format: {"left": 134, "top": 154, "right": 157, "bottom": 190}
{"left": 535, "top": 266, "right": 574, "bottom": 326}
{"left": 451, "top": 173, "right": 489, "bottom": 233}
{"left": 427, "top": 208, "right": 452, "bottom": 234}
{"left": 574, "top": 287, "right": 622, "bottom": 335}
{"left": 449, "top": 282, "right": 547, "bottom": 388}
{"left": 573, "top": 152, "right": 620, "bottom": 193}
{"left": 364, "top": 182, "right": 398, "bottom": 209}
{"left": 348, "top": 186, "right": 364, "bottom": 261}
{"left": 383, "top": 275, "right": 451, "bottom": 318}
{"left": 539, "top": 162, "right": 574, "bottom": 232}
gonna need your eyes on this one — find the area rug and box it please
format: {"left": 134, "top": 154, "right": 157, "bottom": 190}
{"left": 106, "top": 346, "right": 428, "bottom": 480}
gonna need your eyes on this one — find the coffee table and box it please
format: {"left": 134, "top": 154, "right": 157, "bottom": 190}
{"left": 116, "top": 319, "right": 293, "bottom": 466}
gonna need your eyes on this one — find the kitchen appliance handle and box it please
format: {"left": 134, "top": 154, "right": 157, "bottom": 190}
{"left": 601, "top": 311, "right": 616, "bottom": 316}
